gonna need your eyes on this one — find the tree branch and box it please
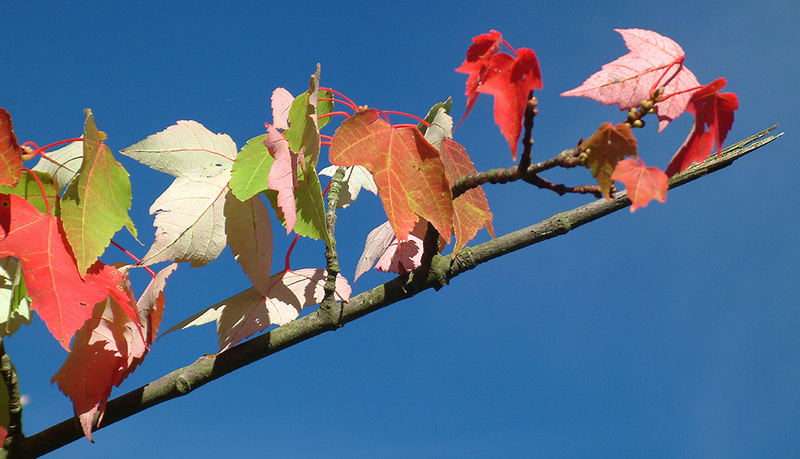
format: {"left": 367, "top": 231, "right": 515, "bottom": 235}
{"left": 18, "top": 125, "right": 782, "bottom": 457}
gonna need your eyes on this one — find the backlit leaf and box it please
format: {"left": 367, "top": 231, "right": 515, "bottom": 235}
{"left": 329, "top": 109, "right": 453, "bottom": 242}
{"left": 611, "top": 157, "right": 668, "bottom": 212}
{"left": 580, "top": 122, "right": 638, "bottom": 198}
{"left": 0, "top": 257, "right": 32, "bottom": 337}
{"left": 60, "top": 109, "right": 135, "bottom": 275}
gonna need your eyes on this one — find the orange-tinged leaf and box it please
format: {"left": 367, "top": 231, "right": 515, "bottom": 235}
{"left": 0, "top": 194, "right": 139, "bottom": 348}
{"left": 439, "top": 139, "right": 494, "bottom": 253}
{"left": 665, "top": 78, "right": 738, "bottom": 176}
{"left": 0, "top": 108, "right": 23, "bottom": 187}
{"left": 329, "top": 109, "right": 453, "bottom": 242}
{"left": 580, "top": 122, "right": 638, "bottom": 198}
{"left": 611, "top": 157, "right": 668, "bottom": 212}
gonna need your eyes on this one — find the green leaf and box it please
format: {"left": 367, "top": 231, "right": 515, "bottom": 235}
{"left": 230, "top": 134, "right": 271, "bottom": 201}
{"left": 285, "top": 65, "right": 330, "bottom": 168}
{"left": 263, "top": 164, "right": 330, "bottom": 245}
{"left": 60, "top": 109, "right": 136, "bottom": 275}
{"left": 0, "top": 257, "right": 33, "bottom": 337}
{"left": 418, "top": 97, "right": 453, "bottom": 135}
{"left": 0, "top": 170, "right": 58, "bottom": 214}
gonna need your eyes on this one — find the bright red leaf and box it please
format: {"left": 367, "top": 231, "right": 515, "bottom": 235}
{"left": 329, "top": 109, "right": 453, "bottom": 242}
{"left": 456, "top": 31, "right": 542, "bottom": 160}
{"left": 52, "top": 263, "right": 174, "bottom": 441}
{"left": 0, "top": 108, "right": 23, "bottom": 187}
{"left": 611, "top": 157, "right": 668, "bottom": 212}
{"left": 0, "top": 194, "right": 139, "bottom": 348}
{"left": 455, "top": 30, "right": 503, "bottom": 125}
{"left": 561, "top": 28, "right": 701, "bottom": 131}
{"left": 665, "top": 78, "right": 738, "bottom": 176}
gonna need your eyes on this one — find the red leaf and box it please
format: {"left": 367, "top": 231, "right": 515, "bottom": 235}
{"left": 329, "top": 109, "right": 453, "bottom": 242}
{"left": 439, "top": 139, "right": 494, "bottom": 253}
{"left": 665, "top": 78, "right": 738, "bottom": 176}
{"left": 0, "top": 194, "right": 139, "bottom": 348}
{"left": 0, "top": 108, "right": 23, "bottom": 187}
{"left": 561, "top": 29, "right": 701, "bottom": 131}
{"left": 51, "top": 263, "right": 174, "bottom": 441}
{"left": 455, "top": 30, "right": 503, "bottom": 125}
{"left": 456, "top": 31, "right": 542, "bottom": 159}
{"left": 611, "top": 158, "right": 668, "bottom": 212}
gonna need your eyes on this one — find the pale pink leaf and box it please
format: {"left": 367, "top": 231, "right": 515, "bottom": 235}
{"left": 163, "top": 269, "right": 351, "bottom": 351}
{"left": 561, "top": 28, "right": 700, "bottom": 131}
{"left": 265, "top": 125, "right": 298, "bottom": 233}
{"left": 271, "top": 87, "right": 294, "bottom": 130}
{"left": 355, "top": 219, "right": 426, "bottom": 282}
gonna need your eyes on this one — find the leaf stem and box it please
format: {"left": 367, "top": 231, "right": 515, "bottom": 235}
{"left": 110, "top": 240, "right": 156, "bottom": 278}
{"left": 379, "top": 110, "right": 430, "bottom": 127}
{"left": 319, "top": 87, "right": 358, "bottom": 112}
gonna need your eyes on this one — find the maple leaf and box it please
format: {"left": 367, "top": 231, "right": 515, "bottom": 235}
{"left": 60, "top": 109, "right": 136, "bottom": 275}
{"left": 561, "top": 28, "right": 701, "bottom": 131}
{"left": 0, "top": 108, "right": 23, "bottom": 187}
{"left": 455, "top": 30, "right": 503, "bottom": 125}
{"left": 31, "top": 138, "right": 83, "bottom": 190}
{"left": 318, "top": 165, "right": 377, "bottom": 209}
{"left": 418, "top": 97, "right": 453, "bottom": 137}
{"left": 271, "top": 87, "right": 294, "bottom": 130}
{"left": 580, "top": 122, "right": 638, "bottom": 198}
{"left": 0, "top": 194, "right": 139, "bottom": 348}
{"left": 0, "top": 257, "right": 32, "bottom": 337}
{"left": 51, "top": 263, "right": 175, "bottom": 442}
{"left": 329, "top": 109, "right": 453, "bottom": 242}
{"left": 665, "top": 78, "right": 738, "bottom": 176}
{"left": 266, "top": 125, "right": 301, "bottom": 233}
{"left": 611, "top": 157, "right": 668, "bottom": 212}
{"left": 355, "top": 220, "right": 426, "bottom": 282}
{"left": 439, "top": 139, "right": 495, "bottom": 253}
{"left": 421, "top": 107, "right": 454, "bottom": 150}
{"left": 224, "top": 193, "right": 273, "bottom": 296}
{"left": 164, "top": 269, "right": 351, "bottom": 351}
{"left": 121, "top": 121, "right": 237, "bottom": 267}
{"left": 475, "top": 48, "right": 543, "bottom": 160}
{"left": 231, "top": 130, "right": 328, "bottom": 242}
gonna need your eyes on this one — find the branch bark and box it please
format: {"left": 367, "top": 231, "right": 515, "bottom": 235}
{"left": 18, "top": 126, "right": 782, "bottom": 457}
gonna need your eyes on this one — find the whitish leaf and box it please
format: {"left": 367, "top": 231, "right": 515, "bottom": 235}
{"left": 355, "top": 220, "right": 426, "bottom": 282}
{"left": 422, "top": 107, "right": 454, "bottom": 149}
{"left": 121, "top": 121, "right": 238, "bottom": 267}
{"left": 319, "top": 165, "right": 377, "bottom": 209}
{"left": 164, "top": 269, "right": 351, "bottom": 351}
{"left": 0, "top": 257, "right": 32, "bottom": 337}
{"left": 31, "top": 138, "right": 83, "bottom": 190}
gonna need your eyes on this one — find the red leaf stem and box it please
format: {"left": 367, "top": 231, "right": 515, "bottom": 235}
{"left": 110, "top": 240, "right": 156, "bottom": 278}
{"left": 318, "top": 87, "right": 358, "bottom": 112}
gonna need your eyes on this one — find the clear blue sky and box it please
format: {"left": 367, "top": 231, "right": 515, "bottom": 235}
{"left": 3, "top": 1, "right": 798, "bottom": 457}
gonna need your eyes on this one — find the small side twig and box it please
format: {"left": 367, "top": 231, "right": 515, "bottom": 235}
{"left": 521, "top": 175, "right": 603, "bottom": 198}
{"left": 319, "top": 167, "right": 346, "bottom": 327}
{"left": 0, "top": 340, "right": 23, "bottom": 456}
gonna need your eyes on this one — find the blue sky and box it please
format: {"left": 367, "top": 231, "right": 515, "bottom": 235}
{"left": 2, "top": 1, "right": 798, "bottom": 457}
